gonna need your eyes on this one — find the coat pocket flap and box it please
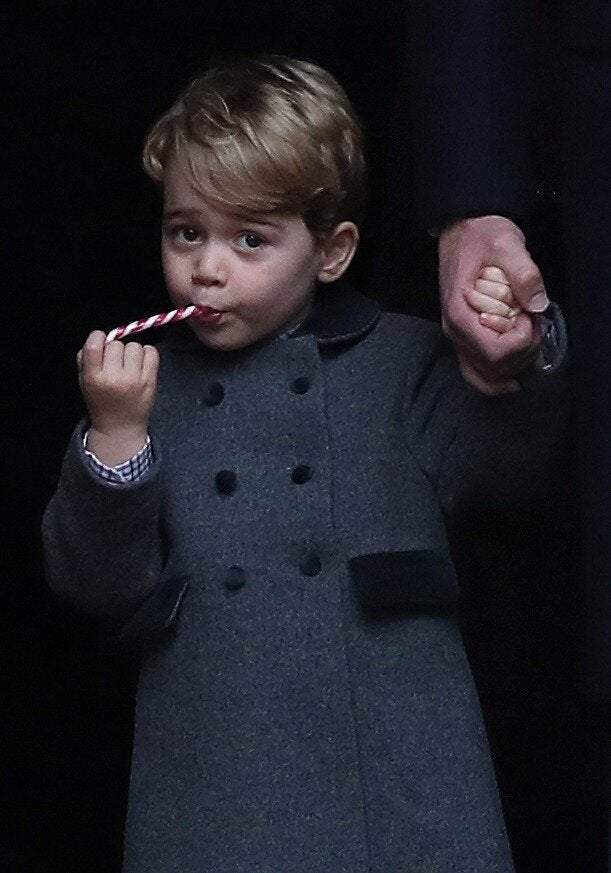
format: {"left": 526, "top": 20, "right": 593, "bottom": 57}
{"left": 348, "top": 550, "right": 458, "bottom": 608}
{"left": 119, "top": 573, "right": 190, "bottom": 645}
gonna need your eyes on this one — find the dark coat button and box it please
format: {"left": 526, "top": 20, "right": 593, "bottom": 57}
{"left": 205, "top": 382, "right": 224, "bottom": 406}
{"left": 292, "top": 465, "right": 312, "bottom": 484}
{"left": 215, "top": 470, "right": 237, "bottom": 494}
{"left": 225, "top": 566, "right": 245, "bottom": 590}
{"left": 299, "top": 552, "right": 321, "bottom": 576}
{"left": 291, "top": 376, "right": 310, "bottom": 394}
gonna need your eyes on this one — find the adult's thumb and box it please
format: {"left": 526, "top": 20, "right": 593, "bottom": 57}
{"left": 504, "top": 254, "right": 549, "bottom": 313}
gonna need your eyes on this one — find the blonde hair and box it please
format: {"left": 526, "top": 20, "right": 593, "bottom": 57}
{"left": 142, "top": 55, "right": 366, "bottom": 235}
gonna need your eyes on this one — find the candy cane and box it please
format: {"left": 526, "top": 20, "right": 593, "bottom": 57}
{"left": 105, "top": 305, "right": 202, "bottom": 342}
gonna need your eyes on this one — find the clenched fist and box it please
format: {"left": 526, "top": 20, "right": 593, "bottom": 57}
{"left": 77, "top": 330, "right": 159, "bottom": 466}
{"left": 439, "top": 216, "right": 547, "bottom": 395}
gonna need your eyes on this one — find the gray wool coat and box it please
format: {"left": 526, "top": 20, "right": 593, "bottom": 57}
{"left": 43, "top": 284, "right": 567, "bottom": 873}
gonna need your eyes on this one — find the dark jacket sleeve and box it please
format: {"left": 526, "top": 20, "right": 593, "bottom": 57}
{"left": 403, "top": 304, "right": 568, "bottom": 510}
{"left": 41, "top": 424, "right": 165, "bottom": 617}
{"left": 404, "top": 0, "right": 532, "bottom": 229}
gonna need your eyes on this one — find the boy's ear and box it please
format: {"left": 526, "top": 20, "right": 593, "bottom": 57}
{"left": 317, "top": 222, "right": 359, "bottom": 283}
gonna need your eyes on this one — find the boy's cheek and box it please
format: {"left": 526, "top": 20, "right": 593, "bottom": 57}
{"left": 163, "top": 265, "right": 188, "bottom": 301}
{"left": 161, "top": 249, "right": 184, "bottom": 283}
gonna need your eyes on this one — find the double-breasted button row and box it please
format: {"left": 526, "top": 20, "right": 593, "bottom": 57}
{"left": 206, "top": 377, "right": 309, "bottom": 405}
{"left": 224, "top": 556, "right": 321, "bottom": 587}
{"left": 210, "top": 374, "right": 312, "bottom": 494}
{"left": 215, "top": 467, "right": 313, "bottom": 494}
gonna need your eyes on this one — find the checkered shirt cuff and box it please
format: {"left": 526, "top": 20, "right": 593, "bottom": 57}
{"left": 83, "top": 432, "right": 153, "bottom": 484}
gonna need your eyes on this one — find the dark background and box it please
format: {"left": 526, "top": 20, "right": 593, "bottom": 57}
{"left": 5, "top": 4, "right": 608, "bottom": 871}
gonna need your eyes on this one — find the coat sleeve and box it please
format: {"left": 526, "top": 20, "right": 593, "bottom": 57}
{"left": 402, "top": 305, "right": 568, "bottom": 510}
{"left": 41, "top": 422, "right": 165, "bottom": 617}
{"left": 404, "top": 0, "right": 532, "bottom": 230}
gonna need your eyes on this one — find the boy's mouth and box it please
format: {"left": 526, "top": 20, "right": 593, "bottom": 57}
{"left": 194, "top": 306, "right": 224, "bottom": 324}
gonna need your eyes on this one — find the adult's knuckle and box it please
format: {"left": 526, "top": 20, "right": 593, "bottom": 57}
{"left": 517, "top": 265, "right": 540, "bottom": 288}
{"left": 492, "top": 231, "right": 518, "bottom": 253}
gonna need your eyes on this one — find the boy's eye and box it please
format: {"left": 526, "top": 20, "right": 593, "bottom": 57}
{"left": 165, "top": 225, "right": 200, "bottom": 244}
{"left": 178, "top": 227, "right": 200, "bottom": 242}
{"left": 236, "top": 232, "right": 264, "bottom": 250}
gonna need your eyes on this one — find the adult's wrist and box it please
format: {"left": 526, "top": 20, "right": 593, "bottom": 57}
{"left": 440, "top": 214, "right": 523, "bottom": 238}
{"left": 434, "top": 213, "right": 524, "bottom": 241}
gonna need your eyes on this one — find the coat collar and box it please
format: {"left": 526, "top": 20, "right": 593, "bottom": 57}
{"left": 166, "top": 280, "right": 381, "bottom": 352}
{"left": 294, "top": 280, "right": 380, "bottom": 346}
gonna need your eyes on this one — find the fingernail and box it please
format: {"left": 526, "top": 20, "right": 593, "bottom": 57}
{"left": 529, "top": 291, "right": 550, "bottom": 313}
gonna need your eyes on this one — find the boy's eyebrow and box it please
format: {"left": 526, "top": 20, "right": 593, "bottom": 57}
{"left": 238, "top": 217, "right": 283, "bottom": 230}
{"left": 163, "top": 207, "right": 283, "bottom": 230}
{"left": 163, "top": 208, "right": 200, "bottom": 221}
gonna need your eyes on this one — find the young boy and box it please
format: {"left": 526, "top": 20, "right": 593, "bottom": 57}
{"left": 43, "top": 56, "right": 566, "bottom": 873}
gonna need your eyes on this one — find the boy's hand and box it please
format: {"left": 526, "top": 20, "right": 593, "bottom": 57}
{"left": 77, "top": 330, "right": 159, "bottom": 466}
{"left": 464, "top": 266, "right": 522, "bottom": 334}
{"left": 456, "top": 265, "right": 543, "bottom": 396}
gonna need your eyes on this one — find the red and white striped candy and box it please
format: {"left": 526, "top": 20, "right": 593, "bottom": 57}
{"left": 105, "top": 305, "right": 202, "bottom": 343}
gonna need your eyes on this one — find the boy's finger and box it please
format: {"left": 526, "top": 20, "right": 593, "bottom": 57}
{"left": 466, "top": 287, "right": 517, "bottom": 317}
{"left": 80, "top": 330, "right": 106, "bottom": 371}
{"left": 473, "top": 278, "right": 515, "bottom": 305}
{"left": 142, "top": 345, "right": 160, "bottom": 379}
{"left": 479, "top": 266, "right": 510, "bottom": 285}
{"left": 479, "top": 312, "right": 517, "bottom": 334}
{"left": 123, "top": 342, "right": 145, "bottom": 370}
{"left": 102, "top": 339, "right": 127, "bottom": 369}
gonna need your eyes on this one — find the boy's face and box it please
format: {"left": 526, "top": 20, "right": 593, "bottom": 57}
{"left": 161, "top": 159, "right": 328, "bottom": 351}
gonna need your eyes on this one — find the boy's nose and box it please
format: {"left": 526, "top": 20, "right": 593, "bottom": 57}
{"left": 191, "top": 246, "right": 227, "bottom": 287}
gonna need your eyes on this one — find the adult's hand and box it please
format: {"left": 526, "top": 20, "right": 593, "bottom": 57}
{"left": 439, "top": 215, "right": 548, "bottom": 394}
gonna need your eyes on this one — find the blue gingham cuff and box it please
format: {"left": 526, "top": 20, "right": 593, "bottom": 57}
{"left": 83, "top": 431, "right": 154, "bottom": 484}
